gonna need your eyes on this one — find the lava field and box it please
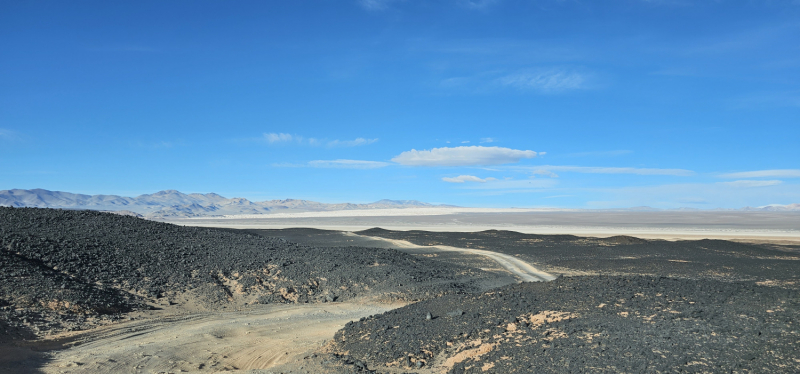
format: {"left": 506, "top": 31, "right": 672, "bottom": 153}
{"left": 327, "top": 276, "right": 800, "bottom": 373}
{"left": 357, "top": 228, "right": 800, "bottom": 288}
{"left": 0, "top": 207, "right": 490, "bottom": 339}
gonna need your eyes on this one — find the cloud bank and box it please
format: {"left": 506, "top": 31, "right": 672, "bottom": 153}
{"left": 392, "top": 146, "right": 538, "bottom": 166}
{"left": 442, "top": 175, "right": 498, "bottom": 183}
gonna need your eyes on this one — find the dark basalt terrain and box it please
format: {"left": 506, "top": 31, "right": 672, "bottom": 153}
{"left": 254, "top": 228, "right": 800, "bottom": 373}
{"left": 0, "top": 208, "right": 491, "bottom": 340}
{"left": 328, "top": 276, "right": 800, "bottom": 373}
{"left": 356, "top": 228, "right": 800, "bottom": 288}
{"left": 3, "top": 213, "right": 800, "bottom": 373}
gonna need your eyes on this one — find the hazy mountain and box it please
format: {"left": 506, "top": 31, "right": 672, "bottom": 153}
{"left": 742, "top": 203, "right": 800, "bottom": 212}
{"left": 0, "top": 189, "right": 453, "bottom": 219}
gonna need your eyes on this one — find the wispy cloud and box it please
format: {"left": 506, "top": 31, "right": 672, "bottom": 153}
{"left": 461, "top": 0, "right": 499, "bottom": 9}
{"left": 274, "top": 159, "right": 389, "bottom": 169}
{"left": 358, "top": 0, "right": 400, "bottom": 10}
{"left": 520, "top": 165, "right": 695, "bottom": 176}
{"left": 719, "top": 169, "right": 800, "bottom": 179}
{"left": 564, "top": 150, "right": 633, "bottom": 158}
{"left": 265, "top": 133, "right": 299, "bottom": 144}
{"left": 480, "top": 137, "right": 496, "bottom": 143}
{"left": 497, "top": 68, "right": 589, "bottom": 93}
{"left": 130, "top": 140, "right": 183, "bottom": 149}
{"left": 327, "top": 138, "right": 379, "bottom": 147}
{"left": 718, "top": 180, "right": 783, "bottom": 188}
{"left": 263, "top": 133, "right": 377, "bottom": 147}
{"left": 530, "top": 169, "right": 559, "bottom": 178}
{"left": 392, "top": 146, "right": 538, "bottom": 167}
{"left": 442, "top": 175, "right": 497, "bottom": 183}
{"left": 0, "top": 128, "right": 19, "bottom": 141}
{"left": 308, "top": 159, "right": 389, "bottom": 169}
{"left": 731, "top": 91, "right": 800, "bottom": 109}
{"left": 86, "top": 45, "right": 156, "bottom": 52}
{"left": 461, "top": 178, "right": 558, "bottom": 190}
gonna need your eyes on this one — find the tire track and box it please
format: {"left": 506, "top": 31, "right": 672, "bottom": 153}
{"left": 351, "top": 233, "right": 557, "bottom": 282}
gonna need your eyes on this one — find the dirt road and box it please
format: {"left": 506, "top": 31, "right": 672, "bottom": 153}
{"left": 350, "top": 233, "right": 557, "bottom": 282}
{"left": 36, "top": 301, "right": 400, "bottom": 374}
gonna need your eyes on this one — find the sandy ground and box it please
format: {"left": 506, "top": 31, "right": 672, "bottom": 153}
{"left": 168, "top": 210, "right": 800, "bottom": 243}
{"left": 26, "top": 301, "right": 400, "bottom": 374}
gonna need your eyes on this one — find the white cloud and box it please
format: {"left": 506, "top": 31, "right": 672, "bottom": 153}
{"left": 530, "top": 169, "right": 559, "bottom": 178}
{"left": 498, "top": 68, "right": 588, "bottom": 92}
{"left": 480, "top": 137, "right": 496, "bottom": 143}
{"left": 265, "top": 132, "right": 294, "bottom": 143}
{"left": 442, "top": 175, "right": 498, "bottom": 183}
{"left": 719, "top": 169, "right": 800, "bottom": 179}
{"left": 307, "top": 159, "right": 389, "bottom": 169}
{"left": 718, "top": 180, "right": 783, "bottom": 188}
{"left": 526, "top": 165, "right": 694, "bottom": 176}
{"left": 327, "top": 138, "right": 379, "bottom": 147}
{"left": 461, "top": 140, "right": 470, "bottom": 143}
{"left": 392, "top": 146, "right": 538, "bottom": 167}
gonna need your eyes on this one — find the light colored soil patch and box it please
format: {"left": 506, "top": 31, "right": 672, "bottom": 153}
{"left": 33, "top": 301, "right": 400, "bottom": 374}
{"left": 442, "top": 340, "right": 496, "bottom": 370}
{"left": 525, "top": 311, "right": 577, "bottom": 327}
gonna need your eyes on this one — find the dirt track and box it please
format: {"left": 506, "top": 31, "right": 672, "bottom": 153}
{"left": 349, "top": 233, "right": 556, "bottom": 282}
{"left": 29, "top": 301, "right": 399, "bottom": 374}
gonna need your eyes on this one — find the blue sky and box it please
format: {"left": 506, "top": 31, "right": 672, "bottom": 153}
{"left": 1, "top": 0, "right": 799, "bottom": 208}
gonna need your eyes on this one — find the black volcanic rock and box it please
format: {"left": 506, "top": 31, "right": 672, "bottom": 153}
{"left": 0, "top": 207, "right": 490, "bottom": 338}
{"left": 357, "top": 229, "right": 800, "bottom": 287}
{"left": 330, "top": 276, "right": 800, "bottom": 373}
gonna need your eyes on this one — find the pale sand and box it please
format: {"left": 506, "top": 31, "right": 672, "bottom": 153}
{"left": 35, "top": 301, "right": 400, "bottom": 374}
{"left": 167, "top": 210, "right": 800, "bottom": 243}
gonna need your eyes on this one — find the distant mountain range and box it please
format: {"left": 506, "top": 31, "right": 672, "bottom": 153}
{"left": 0, "top": 189, "right": 453, "bottom": 219}
{"left": 1, "top": 189, "right": 797, "bottom": 218}
{"left": 741, "top": 203, "right": 800, "bottom": 212}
